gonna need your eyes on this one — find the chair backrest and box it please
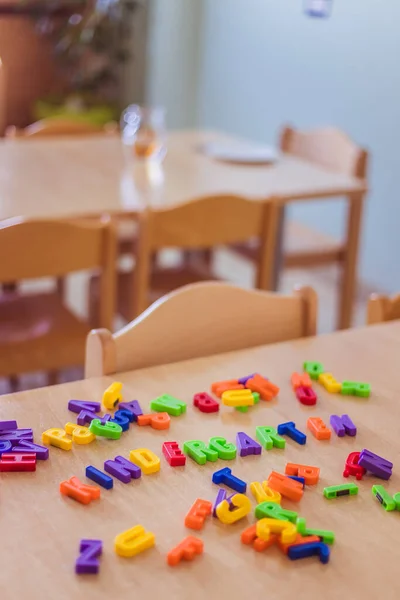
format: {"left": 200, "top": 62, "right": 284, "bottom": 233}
{"left": 5, "top": 118, "right": 117, "bottom": 139}
{"left": 280, "top": 125, "right": 368, "bottom": 179}
{"left": 367, "top": 294, "right": 400, "bottom": 325}
{"left": 0, "top": 218, "right": 117, "bottom": 329}
{"left": 85, "top": 282, "right": 317, "bottom": 377}
{"left": 132, "top": 195, "right": 278, "bottom": 314}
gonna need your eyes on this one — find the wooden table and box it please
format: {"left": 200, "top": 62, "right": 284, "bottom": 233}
{"left": 0, "top": 323, "right": 398, "bottom": 600}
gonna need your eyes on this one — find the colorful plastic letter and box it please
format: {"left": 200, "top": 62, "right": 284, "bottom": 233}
{"left": 241, "top": 524, "right": 277, "bottom": 552}
{"left": 89, "top": 419, "right": 122, "bottom": 440}
{"left": 330, "top": 414, "right": 356, "bottom": 437}
{"left": 372, "top": 485, "right": 396, "bottom": 511}
{"left": 115, "top": 525, "right": 155, "bottom": 557}
{"left": 185, "top": 499, "right": 213, "bottom": 530}
{"left": 0, "top": 429, "right": 33, "bottom": 443}
{"left": 216, "top": 494, "right": 251, "bottom": 524}
{"left": 341, "top": 381, "right": 371, "bottom": 398}
{"left": 162, "top": 441, "right": 186, "bottom": 466}
{"left": 343, "top": 451, "right": 366, "bottom": 480}
{"left": 213, "top": 488, "right": 231, "bottom": 516}
{"left": 318, "top": 372, "right": 341, "bottom": 393}
{"left": 285, "top": 462, "right": 320, "bottom": 485}
{"left": 167, "top": 536, "right": 203, "bottom": 566}
{"left": 235, "top": 392, "right": 259, "bottom": 413}
{"left": 137, "top": 412, "right": 171, "bottom": 430}
{"left": 261, "top": 482, "right": 282, "bottom": 503}
{"left": 42, "top": 428, "right": 72, "bottom": 451}
{"left": 129, "top": 448, "right": 160, "bottom": 474}
{"left": 246, "top": 375, "right": 279, "bottom": 401}
{"left": 268, "top": 472, "right": 303, "bottom": 502}
{"left": 60, "top": 476, "right": 100, "bottom": 504}
{"left": 359, "top": 449, "right": 393, "bottom": 480}
{"left": 68, "top": 400, "right": 101, "bottom": 414}
{"left": 291, "top": 373, "right": 312, "bottom": 390}
{"left": 212, "top": 467, "right": 246, "bottom": 493}
{"left": 211, "top": 379, "right": 243, "bottom": 397}
{"left": 278, "top": 534, "right": 320, "bottom": 555}
{"left": 238, "top": 373, "right": 257, "bottom": 385}
{"left": 0, "top": 453, "right": 36, "bottom": 472}
{"left": 104, "top": 456, "right": 142, "bottom": 483}
{"left": 77, "top": 410, "right": 111, "bottom": 426}
{"left": 0, "top": 441, "right": 12, "bottom": 455}
{"left": 193, "top": 392, "right": 219, "bottom": 413}
{"left": 75, "top": 539, "right": 102, "bottom": 575}
{"left": 296, "top": 518, "right": 335, "bottom": 544}
{"left": 86, "top": 466, "right": 113, "bottom": 489}
{"left": 303, "top": 361, "right": 324, "bottom": 379}
{"left": 118, "top": 400, "right": 143, "bottom": 421}
{"left": 323, "top": 483, "right": 358, "bottom": 499}
{"left": 236, "top": 432, "right": 262, "bottom": 457}
{"left": 307, "top": 417, "right": 331, "bottom": 440}
{"left": 221, "top": 389, "right": 254, "bottom": 407}
{"left": 393, "top": 492, "right": 400, "bottom": 510}
{"left": 10, "top": 441, "right": 49, "bottom": 460}
{"left": 256, "top": 518, "right": 297, "bottom": 544}
{"left": 208, "top": 436, "right": 237, "bottom": 460}
{"left": 255, "top": 501, "right": 298, "bottom": 523}
{"left": 255, "top": 426, "right": 285, "bottom": 450}
{"left": 102, "top": 382, "right": 123, "bottom": 410}
{"left": 183, "top": 440, "right": 218, "bottom": 465}
{"left": 250, "top": 481, "right": 269, "bottom": 504}
{"left": 296, "top": 386, "right": 317, "bottom": 406}
{"left": 150, "top": 394, "right": 186, "bottom": 416}
{"left": 111, "top": 409, "right": 134, "bottom": 431}
{"left": 65, "top": 422, "right": 95, "bottom": 445}
{"left": 0, "top": 420, "right": 17, "bottom": 431}
{"left": 277, "top": 422, "right": 306, "bottom": 445}
{"left": 288, "top": 541, "right": 330, "bottom": 564}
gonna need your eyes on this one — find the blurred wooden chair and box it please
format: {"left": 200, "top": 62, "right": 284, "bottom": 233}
{"left": 90, "top": 194, "right": 279, "bottom": 322}
{"left": 85, "top": 281, "right": 317, "bottom": 377}
{"left": 0, "top": 218, "right": 116, "bottom": 385}
{"left": 5, "top": 118, "right": 118, "bottom": 139}
{"left": 367, "top": 294, "right": 400, "bottom": 324}
{"left": 232, "top": 125, "right": 369, "bottom": 330}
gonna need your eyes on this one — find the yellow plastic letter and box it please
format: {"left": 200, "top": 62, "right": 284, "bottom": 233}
{"left": 65, "top": 422, "right": 95, "bottom": 445}
{"left": 318, "top": 373, "right": 341, "bottom": 393}
{"left": 114, "top": 525, "right": 155, "bottom": 557}
{"left": 42, "top": 428, "right": 72, "bottom": 451}
{"left": 250, "top": 482, "right": 269, "bottom": 504}
{"left": 261, "top": 482, "right": 282, "bottom": 503}
{"left": 216, "top": 493, "right": 251, "bottom": 524}
{"left": 130, "top": 448, "right": 160, "bottom": 474}
{"left": 221, "top": 389, "right": 254, "bottom": 407}
{"left": 256, "top": 518, "right": 297, "bottom": 544}
{"left": 103, "top": 381, "right": 123, "bottom": 410}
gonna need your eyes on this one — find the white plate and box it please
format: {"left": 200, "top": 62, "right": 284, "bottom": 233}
{"left": 201, "top": 141, "right": 277, "bottom": 164}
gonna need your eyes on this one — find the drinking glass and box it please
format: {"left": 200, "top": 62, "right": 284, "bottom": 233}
{"left": 120, "top": 105, "right": 167, "bottom": 162}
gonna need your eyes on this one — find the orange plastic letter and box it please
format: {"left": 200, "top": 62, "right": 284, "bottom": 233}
{"left": 268, "top": 471, "right": 303, "bottom": 502}
{"left": 185, "top": 499, "right": 212, "bottom": 530}
{"left": 211, "top": 380, "right": 244, "bottom": 398}
{"left": 167, "top": 536, "right": 204, "bottom": 566}
{"left": 291, "top": 372, "right": 312, "bottom": 390}
{"left": 285, "top": 462, "right": 320, "bottom": 485}
{"left": 137, "top": 412, "right": 170, "bottom": 430}
{"left": 60, "top": 476, "right": 100, "bottom": 505}
{"left": 307, "top": 417, "right": 331, "bottom": 440}
{"left": 246, "top": 375, "right": 280, "bottom": 401}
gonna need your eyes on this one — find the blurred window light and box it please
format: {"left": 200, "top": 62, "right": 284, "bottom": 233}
{"left": 304, "top": 0, "right": 332, "bottom": 18}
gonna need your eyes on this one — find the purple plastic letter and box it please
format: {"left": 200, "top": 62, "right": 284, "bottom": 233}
{"left": 0, "top": 429, "right": 34, "bottom": 443}
{"left": 68, "top": 400, "right": 101, "bottom": 414}
{"left": 238, "top": 374, "right": 257, "bottom": 385}
{"left": 236, "top": 432, "right": 262, "bottom": 457}
{"left": 75, "top": 539, "right": 102, "bottom": 575}
{"left": 77, "top": 410, "right": 111, "bottom": 426}
{"left": 118, "top": 400, "right": 143, "bottom": 421}
{"left": 11, "top": 441, "right": 49, "bottom": 460}
{"left": 359, "top": 449, "right": 393, "bottom": 480}
{"left": 104, "top": 455, "right": 142, "bottom": 483}
{"left": 0, "top": 441, "right": 12, "bottom": 455}
{"left": 330, "top": 414, "right": 356, "bottom": 437}
{"left": 0, "top": 420, "right": 17, "bottom": 431}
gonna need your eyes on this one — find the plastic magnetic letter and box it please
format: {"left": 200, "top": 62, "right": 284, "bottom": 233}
{"left": 238, "top": 373, "right": 257, "bottom": 385}
{"left": 102, "top": 382, "right": 123, "bottom": 410}
{"left": 0, "top": 453, "right": 36, "bottom": 472}
{"left": 268, "top": 472, "right": 303, "bottom": 502}
{"left": 183, "top": 440, "right": 218, "bottom": 465}
{"left": 185, "top": 499, "right": 213, "bottom": 530}
{"left": 209, "top": 437, "right": 237, "bottom": 460}
{"left": 277, "top": 422, "right": 307, "bottom": 445}
{"left": 318, "top": 372, "right": 341, "bottom": 393}
{"left": 77, "top": 410, "right": 111, "bottom": 426}
{"left": 285, "top": 463, "right": 320, "bottom": 485}
{"left": 246, "top": 375, "right": 280, "bottom": 401}
{"left": 250, "top": 482, "right": 269, "bottom": 504}
{"left": 343, "top": 451, "right": 366, "bottom": 480}
{"left": 235, "top": 392, "right": 260, "bottom": 413}
{"left": 111, "top": 410, "right": 133, "bottom": 431}
{"left": 129, "top": 448, "right": 160, "bottom": 474}
{"left": 372, "top": 485, "right": 396, "bottom": 511}
{"left": 256, "top": 518, "right": 297, "bottom": 544}
{"left": 323, "top": 483, "right": 358, "bottom": 499}
{"left": 167, "top": 536, "right": 203, "bottom": 566}
{"left": 255, "top": 501, "right": 298, "bottom": 523}
{"left": 0, "top": 420, "right": 17, "bottom": 431}
{"left": 193, "top": 392, "right": 219, "bottom": 413}
{"left": 221, "top": 389, "right": 254, "bottom": 407}
{"left": 0, "top": 429, "right": 34, "bottom": 443}
{"left": 68, "top": 400, "right": 101, "bottom": 414}
{"left": 359, "top": 449, "right": 393, "bottom": 480}
{"left": 86, "top": 466, "right": 113, "bottom": 489}
{"left": 60, "top": 476, "right": 100, "bottom": 504}
{"left": 307, "top": 417, "right": 331, "bottom": 440}
{"left": 296, "top": 386, "right": 317, "bottom": 406}
{"left": 212, "top": 467, "right": 247, "bottom": 493}
{"left": 261, "top": 482, "right": 281, "bottom": 503}
{"left": 42, "top": 428, "right": 72, "bottom": 450}
{"left": 65, "top": 422, "right": 95, "bottom": 445}
{"left": 341, "top": 381, "right": 371, "bottom": 398}
{"left": 296, "top": 518, "right": 335, "bottom": 544}
{"left": 278, "top": 534, "right": 321, "bottom": 555}
{"left": 211, "top": 379, "right": 242, "bottom": 397}
{"left": 137, "top": 412, "right": 170, "bottom": 430}
{"left": 288, "top": 476, "right": 305, "bottom": 487}
{"left": 291, "top": 373, "right": 312, "bottom": 390}
{"left": 89, "top": 419, "right": 122, "bottom": 440}
{"left": 104, "top": 455, "right": 142, "bottom": 483}
{"left": 256, "top": 426, "right": 285, "bottom": 450}
{"left": 150, "top": 394, "right": 186, "bottom": 416}
{"left": 236, "top": 432, "right": 262, "bottom": 457}
{"left": 216, "top": 494, "right": 251, "bottom": 524}
{"left": 0, "top": 441, "right": 12, "bottom": 455}
{"left": 394, "top": 492, "right": 400, "bottom": 510}
{"left": 303, "top": 361, "right": 324, "bottom": 379}
{"left": 162, "top": 441, "right": 186, "bottom": 466}
{"left": 10, "top": 441, "right": 49, "bottom": 460}
{"left": 330, "top": 414, "right": 356, "bottom": 437}
{"left": 288, "top": 541, "right": 330, "bottom": 564}
{"left": 115, "top": 525, "right": 155, "bottom": 557}
{"left": 75, "top": 539, "right": 102, "bottom": 575}
{"left": 118, "top": 400, "right": 143, "bottom": 421}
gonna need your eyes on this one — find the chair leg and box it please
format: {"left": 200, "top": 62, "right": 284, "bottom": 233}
{"left": 338, "top": 191, "right": 365, "bottom": 330}
{"left": 48, "top": 370, "right": 58, "bottom": 386}
{"left": 9, "top": 375, "right": 19, "bottom": 393}
{"left": 269, "top": 205, "right": 286, "bottom": 291}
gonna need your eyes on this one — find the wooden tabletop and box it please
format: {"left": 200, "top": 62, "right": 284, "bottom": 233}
{"left": 0, "top": 130, "right": 365, "bottom": 221}
{"left": 1, "top": 322, "right": 399, "bottom": 599}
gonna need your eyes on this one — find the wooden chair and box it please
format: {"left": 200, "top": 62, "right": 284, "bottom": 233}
{"left": 85, "top": 281, "right": 317, "bottom": 377}
{"left": 0, "top": 218, "right": 116, "bottom": 383}
{"left": 232, "top": 125, "right": 369, "bottom": 330}
{"left": 367, "top": 294, "right": 400, "bottom": 325}
{"left": 4, "top": 118, "right": 118, "bottom": 139}
{"left": 90, "top": 194, "right": 279, "bottom": 322}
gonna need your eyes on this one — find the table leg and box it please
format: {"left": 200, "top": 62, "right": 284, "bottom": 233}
{"left": 338, "top": 191, "right": 365, "bottom": 330}
{"left": 271, "top": 204, "right": 286, "bottom": 290}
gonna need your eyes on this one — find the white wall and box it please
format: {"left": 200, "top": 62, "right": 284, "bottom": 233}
{"left": 197, "top": 0, "right": 400, "bottom": 292}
